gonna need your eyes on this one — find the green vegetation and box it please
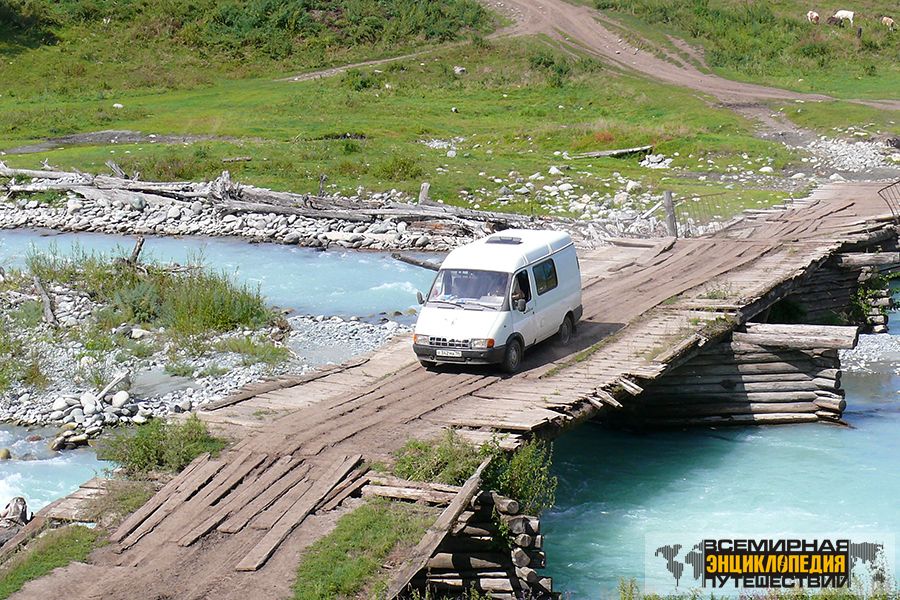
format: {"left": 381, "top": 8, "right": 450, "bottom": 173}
{"left": 0, "top": 0, "right": 491, "bottom": 101}
{"left": 595, "top": 0, "right": 900, "bottom": 99}
{"left": 393, "top": 429, "right": 558, "bottom": 515}
{"left": 99, "top": 414, "right": 226, "bottom": 475}
{"left": 25, "top": 245, "right": 274, "bottom": 337}
{"left": 214, "top": 336, "right": 292, "bottom": 365}
{"left": 0, "top": 525, "right": 102, "bottom": 599}
{"left": 394, "top": 428, "right": 484, "bottom": 485}
{"left": 83, "top": 479, "right": 157, "bottom": 527}
{"left": 292, "top": 499, "right": 434, "bottom": 600}
{"left": 1, "top": 37, "right": 795, "bottom": 218}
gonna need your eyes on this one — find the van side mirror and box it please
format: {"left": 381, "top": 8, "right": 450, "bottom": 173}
{"left": 516, "top": 299, "right": 526, "bottom": 312}
{"left": 416, "top": 291, "right": 425, "bottom": 305}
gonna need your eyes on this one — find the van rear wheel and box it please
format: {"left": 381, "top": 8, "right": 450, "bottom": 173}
{"left": 557, "top": 314, "right": 574, "bottom": 345}
{"left": 501, "top": 338, "right": 523, "bottom": 374}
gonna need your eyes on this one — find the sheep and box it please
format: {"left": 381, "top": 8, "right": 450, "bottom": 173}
{"left": 826, "top": 15, "right": 843, "bottom": 26}
{"left": 882, "top": 16, "right": 895, "bottom": 30}
{"left": 832, "top": 10, "right": 854, "bottom": 25}
{"left": 807, "top": 10, "right": 820, "bottom": 23}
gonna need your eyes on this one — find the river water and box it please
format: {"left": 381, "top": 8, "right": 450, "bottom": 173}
{"left": 544, "top": 311, "right": 900, "bottom": 596}
{"left": 0, "top": 229, "right": 435, "bottom": 515}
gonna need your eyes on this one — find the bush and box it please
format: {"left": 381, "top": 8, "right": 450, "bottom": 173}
{"left": 394, "top": 429, "right": 484, "bottom": 485}
{"left": 394, "top": 430, "right": 558, "bottom": 515}
{"left": 374, "top": 155, "right": 424, "bottom": 180}
{"left": 99, "top": 414, "right": 226, "bottom": 475}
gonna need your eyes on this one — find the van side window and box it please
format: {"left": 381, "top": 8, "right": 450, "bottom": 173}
{"left": 534, "top": 259, "right": 558, "bottom": 295}
{"left": 513, "top": 271, "right": 532, "bottom": 303}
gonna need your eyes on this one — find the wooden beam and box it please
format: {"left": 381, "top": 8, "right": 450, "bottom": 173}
{"left": 385, "top": 457, "right": 492, "bottom": 599}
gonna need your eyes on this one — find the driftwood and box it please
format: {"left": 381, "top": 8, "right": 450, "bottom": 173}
{"left": 391, "top": 253, "right": 441, "bottom": 271}
{"left": 32, "top": 276, "right": 58, "bottom": 327}
{"left": 571, "top": 144, "right": 653, "bottom": 159}
{"left": 0, "top": 161, "right": 531, "bottom": 235}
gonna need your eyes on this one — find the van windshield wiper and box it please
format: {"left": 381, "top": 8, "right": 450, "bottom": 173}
{"left": 463, "top": 301, "right": 499, "bottom": 310}
{"left": 428, "top": 299, "right": 465, "bottom": 309}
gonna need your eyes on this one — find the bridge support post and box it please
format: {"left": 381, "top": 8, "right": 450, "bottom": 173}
{"left": 663, "top": 190, "right": 678, "bottom": 237}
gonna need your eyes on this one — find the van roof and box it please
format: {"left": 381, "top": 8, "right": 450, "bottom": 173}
{"left": 440, "top": 229, "right": 573, "bottom": 272}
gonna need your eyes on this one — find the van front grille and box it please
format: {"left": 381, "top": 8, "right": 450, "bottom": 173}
{"left": 430, "top": 337, "right": 471, "bottom": 349}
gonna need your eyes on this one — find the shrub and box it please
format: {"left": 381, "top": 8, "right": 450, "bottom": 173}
{"left": 214, "top": 336, "right": 291, "bottom": 366}
{"left": 483, "top": 439, "right": 557, "bottom": 515}
{"left": 343, "top": 68, "right": 382, "bottom": 91}
{"left": 374, "top": 155, "right": 424, "bottom": 180}
{"left": 99, "top": 414, "right": 226, "bottom": 475}
{"left": 394, "top": 429, "right": 484, "bottom": 485}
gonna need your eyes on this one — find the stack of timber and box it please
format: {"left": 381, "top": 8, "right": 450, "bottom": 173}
{"left": 634, "top": 323, "right": 857, "bottom": 427}
{"left": 367, "top": 478, "right": 553, "bottom": 599}
{"left": 782, "top": 251, "right": 898, "bottom": 333}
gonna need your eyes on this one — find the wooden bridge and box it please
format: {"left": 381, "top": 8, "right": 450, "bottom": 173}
{"left": 15, "top": 182, "right": 900, "bottom": 600}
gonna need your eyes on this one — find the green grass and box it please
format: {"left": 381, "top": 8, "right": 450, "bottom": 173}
{"left": 594, "top": 0, "right": 900, "bottom": 99}
{"left": 0, "top": 525, "right": 102, "bottom": 600}
{"left": 25, "top": 245, "right": 274, "bottom": 337}
{"left": 83, "top": 479, "right": 157, "bottom": 527}
{"left": 292, "top": 499, "right": 434, "bottom": 600}
{"left": 0, "top": 0, "right": 491, "bottom": 102}
{"left": 776, "top": 99, "right": 900, "bottom": 136}
{"left": 98, "top": 414, "right": 227, "bottom": 476}
{"left": 1, "top": 38, "right": 798, "bottom": 218}
{"left": 164, "top": 362, "right": 194, "bottom": 377}
{"left": 213, "top": 336, "right": 292, "bottom": 366}
{"left": 394, "top": 428, "right": 485, "bottom": 485}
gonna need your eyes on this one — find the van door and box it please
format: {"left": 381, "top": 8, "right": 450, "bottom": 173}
{"left": 510, "top": 269, "right": 539, "bottom": 347}
{"left": 533, "top": 257, "right": 562, "bottom": 341}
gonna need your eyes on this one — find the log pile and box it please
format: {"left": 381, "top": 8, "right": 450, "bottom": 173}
{"left": 635, "top": 323, "right": 857, "bottom": 427}
{"left": 365, "top": 478, "right": 553, "bottom": 599}
{"left": 783, "top": 252, "right": 898, "bottom": 333}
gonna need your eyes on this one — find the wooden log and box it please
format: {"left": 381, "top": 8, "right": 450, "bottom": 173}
{"left": 672, "top": 361, "right": 818, "bottom": 375}
{"left": 645, "top": 381, "right": 820, "bottom": 394}
{"left": 737, "top": 324, "right": 858, "bottom": 349}
{"left": 642, "top": 390, "right": 819, "bottom": 403}
{"left": 645, "top": 413, "right": 820, "bottom": 427}
{"left": 816, "top": 410, "right": 843, "bottom": 421}
{"left": 418, "top": 576, "right": 514, "bottom": 592}
{"left": 362, "top": 484, "right": 456, "bottom": 505}
{"left": 391, "top": 253, "right": 441, "bottom": 271}
{"left": 385, "top": 457, "right": 492, "bottom": 599}
{"left": 32, "top": 276, "right": 58, "bottom": 327}
{"left": 538, "top": 577, "right": 553, "bottom": 592}
{"left": 812, "top": 377, "right": 840, "bottom": 390}
{"left": 835, "top": 252, "right": 900, "bottom": 268}
{"left": 511, "top": 546, "right": 530, "bottom": 567}
{"left": 472, "top": 492, "right": 519, "bottom": 515}
{"left": 571, "top": 144, "right": 653, "bottom": 159}
{"left": 501, "top": 515, "right": 540, "bottom": 535}
{"left": 513, "top": 534, "right": 533, "bottom": 548}
{"left": 516, "top": 566, "right": 539, "bottom": 584}
{"left": 646, "top": 402, "right": 819, "bottom": 417}
{"left": 427, "top": 552, "right": 507, "bottom": 570}
{"left": 814, "top": 397, "right": 847, "bottom": 412}
{"left": 653, "top": 373, "right": 814, "bottom": 386}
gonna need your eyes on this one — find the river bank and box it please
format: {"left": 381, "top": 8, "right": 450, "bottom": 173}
{"left": 0, "top": 229, "right": 434, "bottom": 453}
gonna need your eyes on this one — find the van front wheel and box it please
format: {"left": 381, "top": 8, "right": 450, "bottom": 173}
{"left": 557, "top": 314, "right": 574, "bottom": 345}
{"left": 501, "top": 338, "right": 523, "bottom": 374}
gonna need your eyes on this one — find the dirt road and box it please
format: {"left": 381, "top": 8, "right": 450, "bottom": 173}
{"left": 487, "top": 0, "right": 900, "bottom": 110}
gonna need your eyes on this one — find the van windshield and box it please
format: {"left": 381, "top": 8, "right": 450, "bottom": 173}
{"left": 427, "top": 269, "right": 510, "bottom": 310}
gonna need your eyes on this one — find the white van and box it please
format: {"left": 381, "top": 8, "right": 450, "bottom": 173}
{"left": 413, "top": 229, "right": 582, "bottom": 373}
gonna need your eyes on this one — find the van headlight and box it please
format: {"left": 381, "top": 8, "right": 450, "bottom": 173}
{"left": 414, "top": 334, "right": 430, "bottom": 346}
{"left": 471, "top": 338, "right": 495, "bottom": 349}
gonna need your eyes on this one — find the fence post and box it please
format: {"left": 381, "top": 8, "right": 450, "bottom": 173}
{"left": 663, "top": 190, "right": 678, "bottom": 237}
{"left": 419, "top": 182, "right": 431, "bottom": 204}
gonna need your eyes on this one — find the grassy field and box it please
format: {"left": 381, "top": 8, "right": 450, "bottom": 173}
{"left": 592, "top": 0, "right": 900, "bottom": 99}
{"left": 1, "top": 36, "right": 798, "bottom": 217}
{"left": 0, "top": 0, "right": 491, "bottom": 100}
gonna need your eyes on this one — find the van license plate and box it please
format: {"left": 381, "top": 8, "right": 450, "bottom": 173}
{"left": 436, "top": 349, "right": 462, "bottom": 358}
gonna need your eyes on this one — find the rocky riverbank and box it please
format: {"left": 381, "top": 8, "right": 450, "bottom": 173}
{"left": 0, "top": 267, "right": 408, "bottom": 454}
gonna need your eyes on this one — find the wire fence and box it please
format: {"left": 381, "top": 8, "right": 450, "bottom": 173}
{"left": 877, "top": 180, "right": 900, "bottom": 224}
